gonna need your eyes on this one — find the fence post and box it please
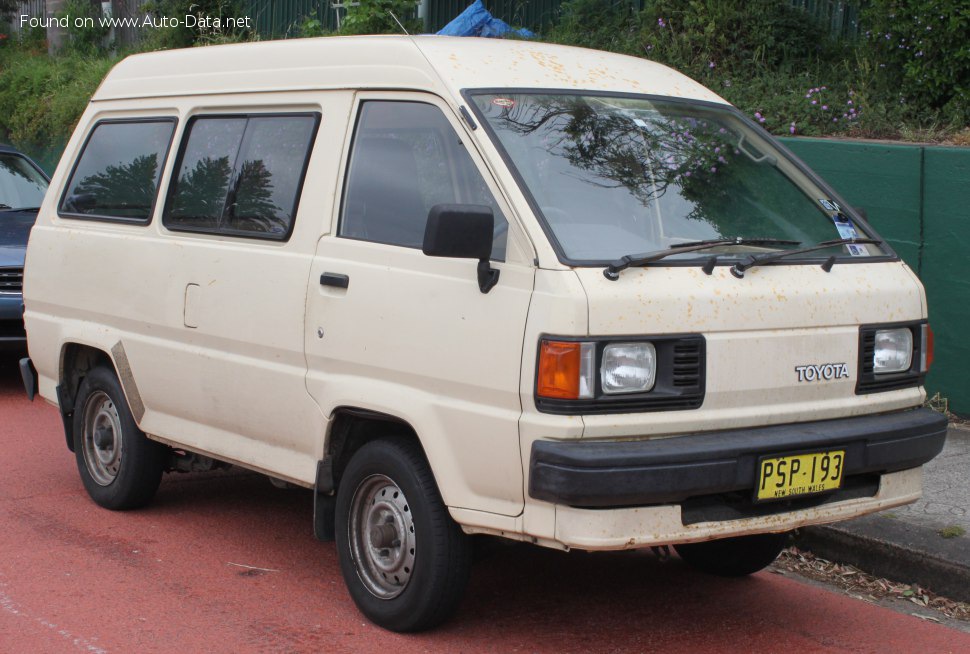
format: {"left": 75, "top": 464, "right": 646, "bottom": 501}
{"left": 45, "top": 0, "right": 67, "bottom": 53}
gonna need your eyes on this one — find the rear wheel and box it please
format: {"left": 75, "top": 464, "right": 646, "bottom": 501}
{"left": 335, "top": 437, "right": 471, "bottom": 632}
{"left": 73, "top": 366, "right": 166, "bottom": 510}
{"left": 674, "top": 532, "right": 791, "bottom": 577}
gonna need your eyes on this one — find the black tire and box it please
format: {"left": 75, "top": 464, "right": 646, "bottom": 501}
{"left": 72, "top": 365, "right": 166, "bottom": 510}
{"left": 335, "top": 437, "right": 471, "bottom": 632}
{"left": 674, "top": 532, "right": 791, "bottom": 577}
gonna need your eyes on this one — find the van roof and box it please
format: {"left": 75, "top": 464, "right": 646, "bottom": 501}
{"left": 93, "top": 35, "right": 728, "bottom": 106}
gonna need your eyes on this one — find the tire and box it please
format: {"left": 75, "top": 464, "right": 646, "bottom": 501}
{"left": 674, "top": 532, "right": 791, "bottom": 577}
{"left": 72, "top": 365, "right": 166, "bottom": 510}
{"left": 335, "top": 437, "right": 471, "bottom": 632}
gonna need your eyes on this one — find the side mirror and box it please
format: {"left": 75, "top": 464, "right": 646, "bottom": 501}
{"left": 423, "top": 204, "right": 500, "bottom": 293}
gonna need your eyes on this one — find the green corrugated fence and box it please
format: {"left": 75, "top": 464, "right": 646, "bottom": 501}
{"left": 781, "top": 137, "right": 970, "bottom": 414}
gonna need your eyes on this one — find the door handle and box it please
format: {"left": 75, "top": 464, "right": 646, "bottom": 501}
{"left": 320, "top": 272, "right": 350, "bottom": 289}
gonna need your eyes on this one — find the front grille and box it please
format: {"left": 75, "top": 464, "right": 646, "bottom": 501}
{"left": 0, "top": 267, "right": 23, "bottom": 294}
{"left": 672, "top": 341, "right": 702, "bottom": 387}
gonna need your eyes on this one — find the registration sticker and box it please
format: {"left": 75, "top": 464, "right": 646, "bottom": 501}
{"left": 756, "top": 450, "right": 845, "bottom": 501}
{"left": 831, "top": 213, "right": 868, "bottom": 256}
{"left": 491, "top": 98, "right": 516, "bottom": 108}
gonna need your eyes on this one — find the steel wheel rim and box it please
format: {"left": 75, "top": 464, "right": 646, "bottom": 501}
{"left": 348, "top": 474, "right": 416, "bottom": 599}
{"left": 81, "top": 391, "right": 123, "bottom": 486}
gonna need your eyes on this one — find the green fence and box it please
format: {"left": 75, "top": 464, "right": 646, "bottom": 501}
{"left": 781, "top": 137, "right": 970, "bottom": 414}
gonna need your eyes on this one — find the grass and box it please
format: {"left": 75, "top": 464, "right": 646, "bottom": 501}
{"left": 939, "top": 526, "right": 966, "bottom": 539}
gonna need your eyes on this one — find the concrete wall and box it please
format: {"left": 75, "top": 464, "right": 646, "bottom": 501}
{"left": 781, "top": 137, "right": 970, "bottom": 414}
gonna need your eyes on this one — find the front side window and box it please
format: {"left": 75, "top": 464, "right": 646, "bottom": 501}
{"left": 60, "top": 120, "right": 175, "bottom": 222}
{"left": 0, "top": 153, "right": 48, "bottom": 212}
{"left": 340, "top": 101, "right": 508, "bottom": 260}
{"left": 470, "top": 92, "right": 889, "bottom": 264}
{"left": 164, "top": 114, "right": 318, "bottom": 240}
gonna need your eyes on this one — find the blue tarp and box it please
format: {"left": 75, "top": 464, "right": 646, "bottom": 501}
{"left": 436, "top": 0, "right": 535, "bottom": 38}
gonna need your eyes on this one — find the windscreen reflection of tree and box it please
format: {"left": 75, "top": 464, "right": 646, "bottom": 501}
{"left": 170, "top": 156, "right": 232, "bottom": 227}
{"left": 495, "top": 97, "right": 774, "bottom": 237}
{"left": 74, "top": 154, "right": 159, "bottom": 218}
{"left": 0, "top": 156, "right": 42, "bottom": 187}
{"left": 228, "top": 159, "right": 285, "bottom": 234}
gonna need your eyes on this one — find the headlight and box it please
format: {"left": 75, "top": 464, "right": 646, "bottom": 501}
{"left": 601, "top": 342, "right": 656, "bottom": 394}
{"left": 873, "top": 328, "right": 913, "bottom": 374}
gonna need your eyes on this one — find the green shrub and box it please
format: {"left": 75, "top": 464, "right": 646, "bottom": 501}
{"left": 0, "top": 48, "right": 119, "bottom": 148}
{"left": 546, "top": 0, "right": 641, "bottom": 53}
{"left": 861, "top": 0, "right": 970, "bottom": 126}
{"left": 142, "top": 0, "right": 252, "bottom": 49}
{"left": 338, "top": 0, "right": 421, "bottom": 35}
{"left": 59, "top": 0, "right": 111, "bottom": 54}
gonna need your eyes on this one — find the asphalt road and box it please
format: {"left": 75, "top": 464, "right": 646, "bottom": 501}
{"left": 2, "top": 355, "right": 969, "bottom": 653}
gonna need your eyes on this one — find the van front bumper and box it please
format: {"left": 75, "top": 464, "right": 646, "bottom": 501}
{"left": 529, "top": 407, "right": 947, "bottom": 508}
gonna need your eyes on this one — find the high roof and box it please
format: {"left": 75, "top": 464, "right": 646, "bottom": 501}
{"left": 93, "top": 36, "right": 728, "bottom": 106}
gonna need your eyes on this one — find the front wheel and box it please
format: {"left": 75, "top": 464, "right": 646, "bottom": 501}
{"left": 674, "top": 532, "right": 791, "bottom": 577}
{"left": 335, "top": 437, "right": 471, "bottom": 632}
{"left": 73, "top": 365, "right": 166, "bottom": 510}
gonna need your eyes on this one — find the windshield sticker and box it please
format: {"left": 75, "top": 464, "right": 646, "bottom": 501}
{"left": 491, "top": 98, "right": 516, "bottom": 108}
{"left": 831, "top": 214, "right": 868, "bottom": 256}
{"left": 819, "top": 199, "right": 842, "bottom": 212}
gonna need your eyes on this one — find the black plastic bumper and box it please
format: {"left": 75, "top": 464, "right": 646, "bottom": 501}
{"left": 529, "top": 408, "right": 948, "bottom": 508}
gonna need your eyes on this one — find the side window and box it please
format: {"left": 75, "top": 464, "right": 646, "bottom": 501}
{"left": 340, "top": 101, "right": 508, "bottom": 260}
{"left": 59, "top": 119, "right": 175, "bottom": 222}
{"left": 164, "top": 113, "right": 319, "bottom": 240}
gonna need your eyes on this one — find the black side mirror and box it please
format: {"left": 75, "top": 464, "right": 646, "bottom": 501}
{"left": 423, "top": 204, "right": 500, "bottom": 293}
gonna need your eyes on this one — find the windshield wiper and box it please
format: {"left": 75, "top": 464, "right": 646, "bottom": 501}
{"left": 3, "top": 206, "right": 41, "bottom": 212}
{"left": 729, "top": 237, "right": 883, "bottom": 278}
{"left": 603, "top": 238, "right": 800, "bottom": 280}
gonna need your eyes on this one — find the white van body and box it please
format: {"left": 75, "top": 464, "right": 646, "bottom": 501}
{"left": 22, "top": 36, "right": 946, "bottom": 631}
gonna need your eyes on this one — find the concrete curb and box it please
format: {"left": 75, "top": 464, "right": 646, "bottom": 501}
{"left": 794, "top": 514, "right": 970, "bottom": 603}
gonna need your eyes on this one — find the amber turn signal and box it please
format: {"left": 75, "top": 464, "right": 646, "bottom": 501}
{"left": 537, "top": 340, "right": 594, "bottom": 400}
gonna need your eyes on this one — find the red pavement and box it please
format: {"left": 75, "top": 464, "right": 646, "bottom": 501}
{"left": 1, "top": 363, "right": 969, "bottom": 653}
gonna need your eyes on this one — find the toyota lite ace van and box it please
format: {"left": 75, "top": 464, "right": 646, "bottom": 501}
{"left": 20, "top": 36, "right": 947, "bottom": 631}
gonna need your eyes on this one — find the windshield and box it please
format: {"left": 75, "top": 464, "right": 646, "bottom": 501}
{"left": 470, "top": 92, "right": 887, "bottom": 263}
{"left": 0, "top": 153, "right": 48, "bottom": 211}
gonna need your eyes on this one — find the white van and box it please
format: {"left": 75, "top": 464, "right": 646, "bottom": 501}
{"left": 20, "top": 36, "right": 947, "bottom": 631}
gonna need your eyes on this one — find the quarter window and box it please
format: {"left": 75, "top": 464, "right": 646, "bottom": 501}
{"left": 340, "top": 101, "right": 507, "bottom": 260}
{"left": 59, "top": 120, "right": 175, "bottom": 222}
{"left": 164, "top": 114, "right": 319, "bottom": 240}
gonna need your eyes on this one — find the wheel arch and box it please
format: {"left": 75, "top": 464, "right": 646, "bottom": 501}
{"left": 313, "top": 406, "right": 428, "bottom": 542}
{"left": 57, "top": 341, "right": 142, "bottom": 452}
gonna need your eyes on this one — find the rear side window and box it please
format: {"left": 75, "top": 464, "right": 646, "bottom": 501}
{"left": 164, "top": 113, "right": 319, "bottom": 241}
{"left": 340, "top": 101, "right": 508, "bottom": 260}
{"left": 59, "top": 119, "right": 175, "bottom": 223}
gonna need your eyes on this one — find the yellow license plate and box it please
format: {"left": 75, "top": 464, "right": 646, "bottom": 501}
{"left": 756, "top": 450, "right": 845, "bottom": 501}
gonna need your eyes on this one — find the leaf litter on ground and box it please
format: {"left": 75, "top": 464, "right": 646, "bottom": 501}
{"left": 773, "top": 547, "right": 970, "bottom": 623}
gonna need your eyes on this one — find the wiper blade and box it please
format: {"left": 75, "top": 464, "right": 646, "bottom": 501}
{"left": 729, "top": 237, "right": 882, "bottom": 278}
{"left": 603, "top": 237, "right": 800, "bottom": 280}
